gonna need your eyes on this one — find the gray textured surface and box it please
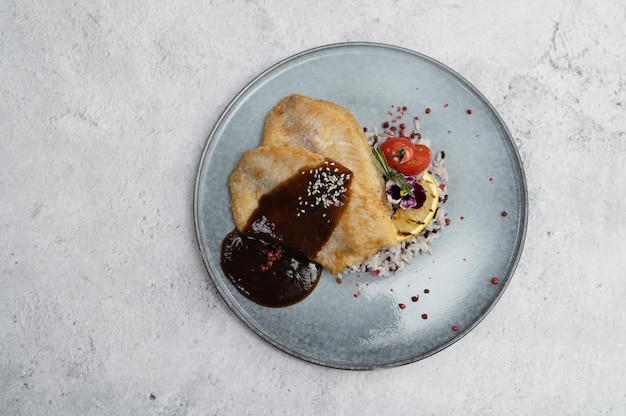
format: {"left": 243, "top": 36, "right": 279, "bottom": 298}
{"left": 1, "top": 1, "right": 625, "bottom": 415}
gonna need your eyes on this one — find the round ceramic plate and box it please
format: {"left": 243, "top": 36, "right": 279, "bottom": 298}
{"left": 194, "top": 43, "right": 527, "bottom": 370}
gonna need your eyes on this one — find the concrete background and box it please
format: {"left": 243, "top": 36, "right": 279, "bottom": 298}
{"left": 1, "top": 0, "right": 624, "bottom": 414}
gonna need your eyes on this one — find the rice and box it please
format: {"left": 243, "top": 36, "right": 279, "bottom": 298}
{"left": 339, "top": 128, "right": 449, "bottom": 277}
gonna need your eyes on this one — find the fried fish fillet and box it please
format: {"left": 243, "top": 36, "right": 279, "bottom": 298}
{"left": 228, "top": 146, "right": 397, "bottom": 274}
{"left": 262, "top": 94, "right": 390, "bottom": 209}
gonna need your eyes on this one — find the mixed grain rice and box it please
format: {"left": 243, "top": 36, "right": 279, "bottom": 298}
{"left": 339, "top": 126, "right": 449, "bottom": 277}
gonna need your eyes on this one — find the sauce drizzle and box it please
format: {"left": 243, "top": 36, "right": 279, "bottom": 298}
{"left": 221, "top": 160, "right": 353, "bottom": 307}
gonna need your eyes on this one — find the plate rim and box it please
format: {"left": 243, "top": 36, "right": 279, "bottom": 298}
{"left": 193, "top": 41, "right": 528, "bottom": 370}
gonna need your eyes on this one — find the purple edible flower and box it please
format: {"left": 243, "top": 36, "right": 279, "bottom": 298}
{"left": 386, "top": 176, "right": 427, "bottom": 210}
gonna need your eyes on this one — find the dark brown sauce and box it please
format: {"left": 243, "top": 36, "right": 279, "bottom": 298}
{"left": 220, "top": 160, "right": 353, "bottom": 307}
{"left": 221, "top": 232, "right": 321, "bottom": 307}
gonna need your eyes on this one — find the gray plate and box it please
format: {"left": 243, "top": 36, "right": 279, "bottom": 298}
{"left": 194, "top": 42, "right": 527, "bottom": 370}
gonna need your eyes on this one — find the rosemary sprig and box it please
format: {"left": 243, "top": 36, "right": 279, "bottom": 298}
{"left": 372, "top": 146, "right": 414, "bottom": 197}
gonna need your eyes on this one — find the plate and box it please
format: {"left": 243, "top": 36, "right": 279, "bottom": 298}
{"left": 194, "top": 42, "right": 527, "bottom": 370}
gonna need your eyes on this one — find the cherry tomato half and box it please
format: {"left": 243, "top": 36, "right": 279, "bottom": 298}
{"left": 396, "top": 144, "right": 431, "bottom": 175}
{"left": 379, "top": 138, "right": 432, "bottom": 176}
{"left": 380, "top": 138, "right": 415, "bottom": 167}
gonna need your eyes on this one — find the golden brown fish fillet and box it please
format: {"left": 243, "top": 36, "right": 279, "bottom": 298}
{"left": 228, "top": 146, "right": 397, "bottom": 274}
{"left": 262, "top": 94, "right": 390, "bottom": 209}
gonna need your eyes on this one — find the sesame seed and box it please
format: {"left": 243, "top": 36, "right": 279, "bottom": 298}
{"left": 296, "top": 163, "right": 351, "bottom": 217}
